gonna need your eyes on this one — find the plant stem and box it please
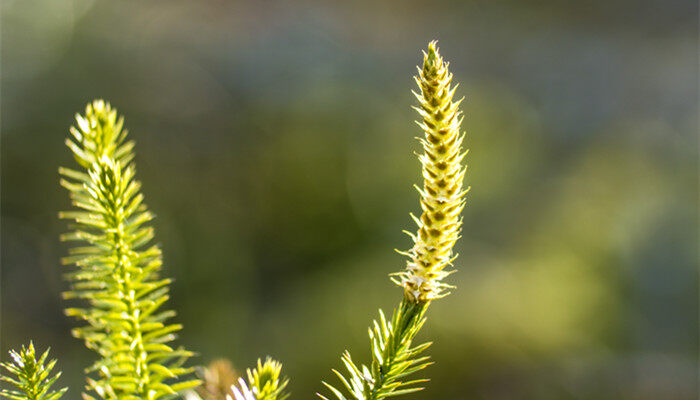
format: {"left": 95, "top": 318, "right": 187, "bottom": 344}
{"left": 111, "top": 209, "right": 150, "bottom": 397}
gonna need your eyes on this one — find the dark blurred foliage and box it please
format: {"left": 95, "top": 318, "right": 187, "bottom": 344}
{"left": 1, "top": 1, "right": 697, "bottom": 399}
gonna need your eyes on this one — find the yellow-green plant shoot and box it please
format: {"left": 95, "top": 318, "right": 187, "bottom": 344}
{"left": 0, "top": 343, "right": 67, "bottom": 400}
{"left": 320, "top": 41, "right": 468, "bottom": 400}
{"left": 59, "top": 101, "right": 200, "bottom": 400}
{"left": 229, "top": 358, "right": 289, "bottom": 400}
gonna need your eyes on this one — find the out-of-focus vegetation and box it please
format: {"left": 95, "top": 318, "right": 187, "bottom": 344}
{"left": 1, "top": 1, "right": 697, "bottom": 399}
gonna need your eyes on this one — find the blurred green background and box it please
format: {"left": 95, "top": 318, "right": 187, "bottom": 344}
{"left": 1, "top": 0, "right": 697, "bottom": 399}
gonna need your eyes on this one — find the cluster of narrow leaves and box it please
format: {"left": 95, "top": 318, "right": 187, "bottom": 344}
{"left": 59, "top": 100, "right": 199, "bottom": 400}
{"left": 320, "top": 301, "right": 431, "bottom": 400}
{"left": 0, "top": 343, "right": 67, "bottom": 400}
{"left": 321, "top": 42, "right": 467, "bottom": 400}
{"left": 229, "top": 359, "right": 289, "bottom": 400}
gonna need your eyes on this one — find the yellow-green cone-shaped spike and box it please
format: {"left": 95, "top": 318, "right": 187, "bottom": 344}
{"left": 394, "top": 41, "right": 469, "bottom": 303}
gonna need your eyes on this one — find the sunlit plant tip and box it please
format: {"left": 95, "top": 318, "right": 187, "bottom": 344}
{"left": 229, "top": 358, "right": 289, "bottom": 400}
{"left": 393, "top": 40, "right": 469, "bottom": 303}
{"left": 0, "top": 342, "right": 67, "bottom": 400}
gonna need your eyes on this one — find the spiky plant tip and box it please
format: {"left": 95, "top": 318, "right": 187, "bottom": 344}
{"left": 64, "top": 99, "right": 132, "bottom": 170}
{"left": 0, "top": 342, "right": 67, "bottom": 400}
{"left": 229, "top": 358, "right": 289, "bottom": 400}
{"left": 60, "top": 101, "right": 199, "bottom": 399}
{"left": 247, "top": 358, "right": 284, "bottom": 395}
{"left": 395, "top": 41, "right": 468, "bottom": 303}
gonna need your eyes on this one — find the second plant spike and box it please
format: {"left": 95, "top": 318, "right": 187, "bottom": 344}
{"left": 59, "top": 101, "right": 200, "bottom": 400}
{"left": 320, "top": 41, "right": 468, "bottom": 400}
